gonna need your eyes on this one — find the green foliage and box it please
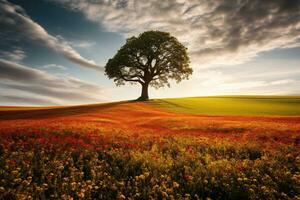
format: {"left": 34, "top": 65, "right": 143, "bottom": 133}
{"left": 150, "top": 96, "right": 300, "bottom": 116}
{"left": 105, "top": 31, "right": 192, "bottom": 100}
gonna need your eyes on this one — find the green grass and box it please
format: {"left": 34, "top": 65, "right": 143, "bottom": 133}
{"left": 150, "top": 95, "right": 300, "bottom": 116}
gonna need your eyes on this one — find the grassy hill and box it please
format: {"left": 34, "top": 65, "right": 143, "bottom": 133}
{"left": 2, "top": 95, "right": 299, "bottom": 117}
{"left": 150, "top": 95, "right": 300, "bottom": 116}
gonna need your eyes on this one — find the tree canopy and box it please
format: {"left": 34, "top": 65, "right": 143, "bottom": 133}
{"left": 105, "top": 30, "right": 193, "bottom": 100}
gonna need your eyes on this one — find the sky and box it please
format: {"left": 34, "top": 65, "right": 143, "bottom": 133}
{"left": 0, "top": 0, "right": 300, "bottom": 106}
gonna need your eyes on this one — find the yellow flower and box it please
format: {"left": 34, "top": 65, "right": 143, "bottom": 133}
{"left": 13, "top": 178, "right": 22, "bottom": 183}
{"left": 71, "top": 182, "right": 77, "bottom": 190}
{"left": 118, "top": 181, "right": 125, "bottom": 186}
{"left": 117, "top": 193, "right": 126, "bottom": 200}
{"left": 144, "top": 172, "right": 150, "bottom": 177}
{"left": 78, "top": 192, "right": 84, "bottom": 198}
{"left": 22, "top": 180, "right": 30, "bottom": 186}
{"left": 11, "top": 170, "right": 18, "bottom": 175}
{"left": 173, "top": 181, "right": 180, "bottom": 188}
{"left": 36, "top": 186, "right": 43, "bottom": 192}
{"left": 139, "top": 174, "right": 145, "bottom": 180}
{"left": 162, "top": 191, "right": 168, "bottom": 198}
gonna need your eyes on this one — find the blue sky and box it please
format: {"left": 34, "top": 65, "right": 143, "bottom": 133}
{"left": 0, "top": 0, "right": 300, "bottom": 105}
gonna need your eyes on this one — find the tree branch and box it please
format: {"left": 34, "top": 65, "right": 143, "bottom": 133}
{"left": 120, "top": 74, "right": 144, "bottom": 84}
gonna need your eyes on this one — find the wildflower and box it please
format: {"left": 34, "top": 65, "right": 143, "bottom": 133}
{"left": 184, "top": 175, "right": 193, "bottom": 181}
{"left": 281, "top": 192, "right": 288, "bottom": 198}
{"left": 22, "top": 180, "right": 30, "bottom": 186}
{"left": 173, "top": 181, "right": 180, "bottom": 188}
{"left": 144, "top": 172, "right": 150, "bottom": 177}
{"left": 14, "top": 178, "right": 22, "bottom": 183}
{"left": 117, "top": 193, "right": 126, "bottom": 200}
{"left": 11, "top": 170, "right": 18, "bottom": 175}
{"left": 162, "top": 191, "right": 168, "bottom": 198}
{"left": 36, "top": 186, "right": 43, "bottom": 192}
{"left": 78, "top": 191, "right": 85, "bottom": 198}
{"left": 71, "top": 182, "right": 77, "bottom": 190}
{"left": 118, "top": 181, "right": 125, "bottom": 186}
{"left": 139, "top": 174, "right": 145, "bottom": 180}
{"left": 48, "top": 173, "right": 54, "bottom": 180}
{"left": 135, "top": 193, "right": 140, "bottom": 197}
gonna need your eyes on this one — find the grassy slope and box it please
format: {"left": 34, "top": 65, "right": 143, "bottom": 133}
{"left": 1, "top": 95, "right": 300, "bottom": 116}
{"left": 149, "top": 95, "right": 300, "bottom": 116}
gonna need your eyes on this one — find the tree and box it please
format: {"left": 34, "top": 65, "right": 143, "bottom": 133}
{"left": 105, "top": 30, "right": 193, "bottom": 101}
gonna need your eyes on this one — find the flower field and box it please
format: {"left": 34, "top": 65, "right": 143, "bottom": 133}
{"left": 0, "top": 101, "right": 299, "bottom": 199}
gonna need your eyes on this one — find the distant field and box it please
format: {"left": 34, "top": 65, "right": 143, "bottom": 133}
{"left": 150, "top": 95, "right": 300, "bottom": 116}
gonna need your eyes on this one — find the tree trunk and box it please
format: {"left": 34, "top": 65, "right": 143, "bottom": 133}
{"left": 138, "top": 82, "right": 149, "bottom": 101}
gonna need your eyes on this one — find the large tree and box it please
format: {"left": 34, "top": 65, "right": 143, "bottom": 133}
{"left": 105, "top": 31, "right": 192, "bottom": 101}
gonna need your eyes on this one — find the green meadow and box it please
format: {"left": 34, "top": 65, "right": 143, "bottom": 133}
{"left": 150, "top": 96, "right": 300, "bottom": 116}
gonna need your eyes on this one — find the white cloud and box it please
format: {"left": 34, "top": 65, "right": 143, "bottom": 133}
{"left": 0, "top": 95, "right": 61, "bottom": 106}
{"left": 70, "top": 40, "right": 95, "bottom": 49}
{"left": 51, "top": 0, "right": 300, "bottom": 68}
{"left": 0, "top": 0, "right": 104, "bottom": 72}
{"left": 41, "top": 64, "right": 67, "bottom": 71}
{"left": 269, "top": 79, "right": 294, "bottom": 85}
{"left": 0, "top": 58, "right": 105, "bottom": 105}
{"left": 0, "top": 48, "right": 26, "bottom": 62}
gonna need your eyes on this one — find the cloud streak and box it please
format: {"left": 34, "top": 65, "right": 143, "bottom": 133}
{"left": 41, "top": 64, "right": 67, "bottom": 71}
{"left": 52, "top": 0, "right": 300, "bottom": 68}
{"left": 0, "top": 0, "right": 104, "bottom": 72}
{"left": 0, "top": 58, "right": 104, "bottom": 105}
{"left": 0, "top": 95, "right": 61, "bottom": 106}
{"left": 0, "top": 48, "right": 26, "bottom": 62}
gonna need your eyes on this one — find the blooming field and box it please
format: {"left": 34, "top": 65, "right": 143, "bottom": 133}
{"left": 0, "top": 102, "right": 299, "bottom": 199}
